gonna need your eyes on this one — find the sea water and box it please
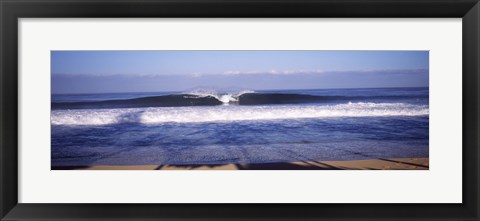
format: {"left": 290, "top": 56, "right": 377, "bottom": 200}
{"left": 51, "top": 87, "right": 429, "bottom": 166}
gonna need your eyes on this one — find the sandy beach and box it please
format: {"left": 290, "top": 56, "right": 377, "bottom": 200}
{"left": 52, "top": 157, "right": 429, "bottom": 170}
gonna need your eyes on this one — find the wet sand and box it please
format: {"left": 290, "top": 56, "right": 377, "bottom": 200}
{"left": 52, "top": 157, "right": 429, "bottom": 170}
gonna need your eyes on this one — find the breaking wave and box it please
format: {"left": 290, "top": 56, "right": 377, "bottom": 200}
{"left": 187, "top": 89, "right": 255, "bottom": 104}
{"left": 51, "top": 102, "right": 429, "bottom": 126}
{"left": 51, "top": 91, "right": 426, "bottom": 110}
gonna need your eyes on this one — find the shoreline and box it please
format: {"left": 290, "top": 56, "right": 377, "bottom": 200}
{"left": 52, "top": 157, "right": 429, "bottom": 170}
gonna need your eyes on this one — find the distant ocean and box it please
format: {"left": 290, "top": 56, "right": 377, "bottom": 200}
{"left": 51, "top": 87, "right": 429, "bottom": 167}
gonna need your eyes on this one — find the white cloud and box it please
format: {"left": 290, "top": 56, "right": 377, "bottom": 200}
{"left": 222, "top": 69, "right": 325, "bottom": 76}
{"left": 208, "top": 68, "right": 426, "bottom": 77}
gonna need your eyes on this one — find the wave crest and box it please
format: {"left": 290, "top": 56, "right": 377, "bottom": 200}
{"left": 51, "top": 102, "right": 429, "bottom": 126}
{"left": 187, "top": 89, "right": 255, "bottom": 104}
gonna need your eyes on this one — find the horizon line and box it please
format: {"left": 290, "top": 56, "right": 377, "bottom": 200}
{"left": 51, "top": 86, "right": 429, "bottom": 96}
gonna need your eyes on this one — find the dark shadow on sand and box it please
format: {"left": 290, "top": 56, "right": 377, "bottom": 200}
{"left": 235, "top": 162, "right": 341, "bottom": 170}
{"left": 52, "top": 162, "right": 342, "bottom": 170}
{"left": 377, "top": 158, "right": 429, "bottom": 168}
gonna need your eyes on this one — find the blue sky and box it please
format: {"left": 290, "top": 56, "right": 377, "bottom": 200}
{"left": 51, "top": 51, "right": 429, "bottom": 94}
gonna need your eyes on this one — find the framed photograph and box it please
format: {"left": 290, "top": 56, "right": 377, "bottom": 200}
{"left": 1, "top": 0, "right": 479, "bottom": 220}
{"left": 50, "top": 50, "right": 430, "bottom": 171}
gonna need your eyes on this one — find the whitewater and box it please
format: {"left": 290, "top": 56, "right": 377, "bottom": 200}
{"left": 51, "top": 102, "right": 428, "bottom": 125}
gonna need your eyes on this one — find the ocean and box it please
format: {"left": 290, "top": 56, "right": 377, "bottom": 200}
{"left": 51, "top": 87, "right": 429, "bottom": 167}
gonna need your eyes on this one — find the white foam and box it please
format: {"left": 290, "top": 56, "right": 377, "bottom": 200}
{"left": 51, "top": 102, "right": 429, "bottom": 126}
{"left": 187, "top": 89, "right": 254, "bottom": 104}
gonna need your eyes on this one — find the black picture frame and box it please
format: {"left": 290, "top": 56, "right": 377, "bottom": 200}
{"left": 1, "top": 0, "right": 479, "bottom": 220}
